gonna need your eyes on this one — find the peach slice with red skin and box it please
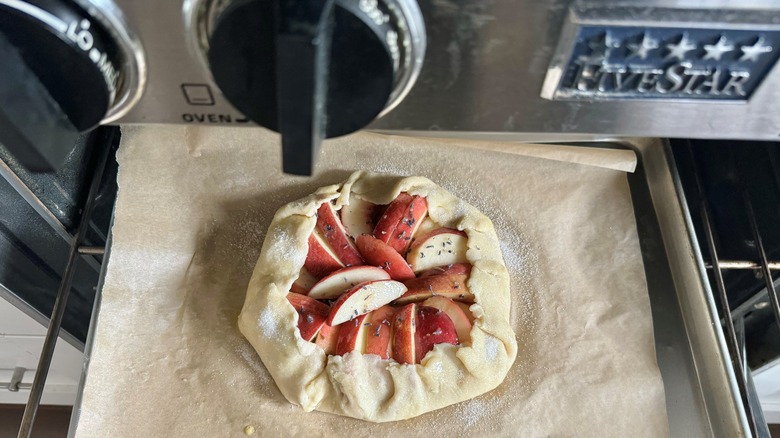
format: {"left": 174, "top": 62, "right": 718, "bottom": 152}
{"left": 455, "top": 302, "right": 476, "bottom": 325}
{"left": 335, "top": 313, "right": 369, "bottom": 356}
{"left": 392, "top": 303, "right": 417, "bottom": 364}
{"left": 364, "top": 305, "right": 395, "bottom": 359}
{"left": 340, "top": 196, "right": 379, "bottom": 238}
{"left": 393, "top": 273, "right": 474, "bottom": 305}
{"left": 290, "top": 266, "right": 318, "bottom": 294}
{"left": 308, "top": 266, "right": 391, "bottom": 300}
{"left": 415, "top": 306, "right": 459, "bottom": 362}
{"left": 326, "top": 280, "right": 407, "bottom": 326}
{"left": 304, "top": 231, "right": 345, "bottom": 278}
{"left": 418, "top": 263, "right": 472, "bottom": 278}
{"left": 406, "top": 228, "right": 469, "bottom": 273}
{"left": 286, "top": 293, "right": 330, "bottom": 341}
{"left": 295, "top": 194, "right": 475, "bottom": 364}
{"left": 414, "top": 217, "right": 439, "bottom": 238}
{"left": 314, "top": 322, "right": 340, "bottom": 355}
{"left": 355, "top": 235, "right": 415, "bottom": 281}
{"left": 373, "top": 193, "right": 413, "bottom": 242}
{"left": 316, "top": 202, "right": 364, "bottom": 267}
{"left": 375, "top": 195, "right": 428, "bottom": 254}
{"left": 422, "top": 296, "right": 473, "bottom": 344}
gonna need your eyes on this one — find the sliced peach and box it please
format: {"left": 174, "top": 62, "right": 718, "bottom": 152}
{"left": 384, "top": 195, "right": 428, "bottom": 254}
{"left": 326, "top": 280, "right": 407, "bottom": 326}
{"left": 455, "top": 301, "right": 476, "bottom": 325}
{"left": 335, "top": 313, "right": 369, "bottom": 356}
{"left": 373, "top": 193, "right": 413, "bottom": 243}
{"left": 290, "top": 266, "right": 318, "bottom": 294}
{"left": 422, "top": 296, "right": 473, "bottom": 344}
{"left": 415, "top": 305, "right": 458, "bottom": 362}
{"left": 414, "top": 218, "right": 439, "bottom": 238}
{"left": 355, "top": 235, "right": 415, "bottom": 281}
{"left": 340, "top": 196, "right": 378, "bottom": 238}
{"left": 392, "top": 303, "right": 417, "bottom": 364}
{"left": 364, "top": 305, "right": 395, "bottom": 359}
{"left": 418, "top": 263, "right": 472, "bottom": 278}
{"left": 304, "top": 231, "right": 345, "bottom": 278}
{"left": 314, "top": 322, "right": 340, "bottom": 355}
{"left": 316, "top": 202, "right": 364, "bottom": 267}
{"left": 287, "top": 293, "right": 330, "bottom": 341}
{"left": 393, "top": 274, "right": 474, "bottom": 305}
{"left": 308, "top": 266, "right": 390, "bottom": 300}
{"left": 406, "top": 228, "right": 468, "bottom": 273}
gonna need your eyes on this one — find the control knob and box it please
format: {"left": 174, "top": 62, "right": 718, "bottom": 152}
{"left": 0, "top": 0, "right": 143, "bottom": 171}
{"left": 191, "top": 0, "right": 426, "bottom": 175}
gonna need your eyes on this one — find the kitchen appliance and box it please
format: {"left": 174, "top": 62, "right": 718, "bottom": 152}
{"left": 1, "top": 0, "right": 780, "bottom": 436}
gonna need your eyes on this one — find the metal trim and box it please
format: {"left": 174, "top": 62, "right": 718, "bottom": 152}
{"left": 641, "top": 138, "right": 751, "bottom": 436}
{"left": 0, "top": 282, "right": 83, "bottom": 352}
{"left": 16, "top": 133, "right": 112, "bottom": 438}
{"left": 0, "top": 0, "right": 68, "bottom": 32}
{"left": 66, "top": 215, "right": 112, "bottom": 438}
{"left": 376, "top": 0, "right": 427, "bottom": 118}
{"left": 72, "top": 0, "right": 147, "bottom": 123}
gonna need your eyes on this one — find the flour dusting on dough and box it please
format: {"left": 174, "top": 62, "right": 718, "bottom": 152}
{"left": 259, "top": 308, "right": 278, "bottom": 338}
{"left": 266, "top": 229, "right": 306, "bottom": 269}
{"left": 485, "top": 336, "right": 500, "bottom": 362}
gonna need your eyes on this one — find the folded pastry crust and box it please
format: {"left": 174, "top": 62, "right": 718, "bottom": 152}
{"left": 239, "top": 171, "right": 518, "bottom": 422}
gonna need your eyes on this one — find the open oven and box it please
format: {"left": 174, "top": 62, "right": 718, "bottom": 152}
{"left": 2, "top": 0, "right": 780, "bottom": 436}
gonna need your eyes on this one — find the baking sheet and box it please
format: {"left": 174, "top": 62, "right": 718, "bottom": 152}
{"left": 75, "top": 126, "right": 668, "bottom": 437}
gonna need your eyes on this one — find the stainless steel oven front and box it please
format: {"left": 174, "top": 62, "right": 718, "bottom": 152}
{"left": 2, "top": 1, "right": 780, "bottom": 437}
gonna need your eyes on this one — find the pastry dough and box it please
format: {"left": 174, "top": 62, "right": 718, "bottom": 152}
{"left": 239, "top": 171, "right": 518, "bottom": 422}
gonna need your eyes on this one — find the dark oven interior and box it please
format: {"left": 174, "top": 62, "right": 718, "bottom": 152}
{"left": 673, "top": 139, "right": 780, "bottom": 373}
{"left": 0, "top": 127, "right": 119, "bottom": 346}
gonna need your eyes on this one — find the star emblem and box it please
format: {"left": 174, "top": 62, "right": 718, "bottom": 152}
{"left": 665, "top": 34, "right": 697, "bottom": 60}
{"left": 627, "top": 33, "right": 659, "bottom": 60}
{"left": 703, "top": 36, "right": 734, "bottom": 61}
{"left": 739, "top": 37, "right": 772, "bottom": 62}
{"left": 586, "top": 32, "right": 621, "bottom": 59}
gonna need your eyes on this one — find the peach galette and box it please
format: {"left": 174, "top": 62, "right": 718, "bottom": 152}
{"left": 239, "top": 172, "right": 517, "bottom": 422}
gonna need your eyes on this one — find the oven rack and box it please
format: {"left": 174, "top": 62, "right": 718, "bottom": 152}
{"left": 682, "top": 140, "right": 777, "bottom": 438}
{"left": 12, "top": 130, "right": 112, "bottom": 438}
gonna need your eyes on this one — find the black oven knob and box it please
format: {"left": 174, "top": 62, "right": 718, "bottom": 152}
{"left": 201, "top": 0, "right": 426, "bottom": 175}
{"left": 0, "top": 0, "right": 139, "bottom": 171}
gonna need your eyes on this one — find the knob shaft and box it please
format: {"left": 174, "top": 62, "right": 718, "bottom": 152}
{"left": 207, "top": 0, "right": 415, "bottom": 175}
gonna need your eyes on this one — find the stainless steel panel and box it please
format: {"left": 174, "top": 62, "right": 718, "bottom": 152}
{"left": 113, "top": 0, "right": 780, "bottom": 139}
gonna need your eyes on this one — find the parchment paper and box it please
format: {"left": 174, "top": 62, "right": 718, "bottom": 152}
{"left": 75, "top": 126, "right": 668, "bottom": 437}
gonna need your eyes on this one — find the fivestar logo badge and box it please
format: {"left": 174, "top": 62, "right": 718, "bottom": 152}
{"left": 545, "top": 26, "right": 780, "bottom": 101}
